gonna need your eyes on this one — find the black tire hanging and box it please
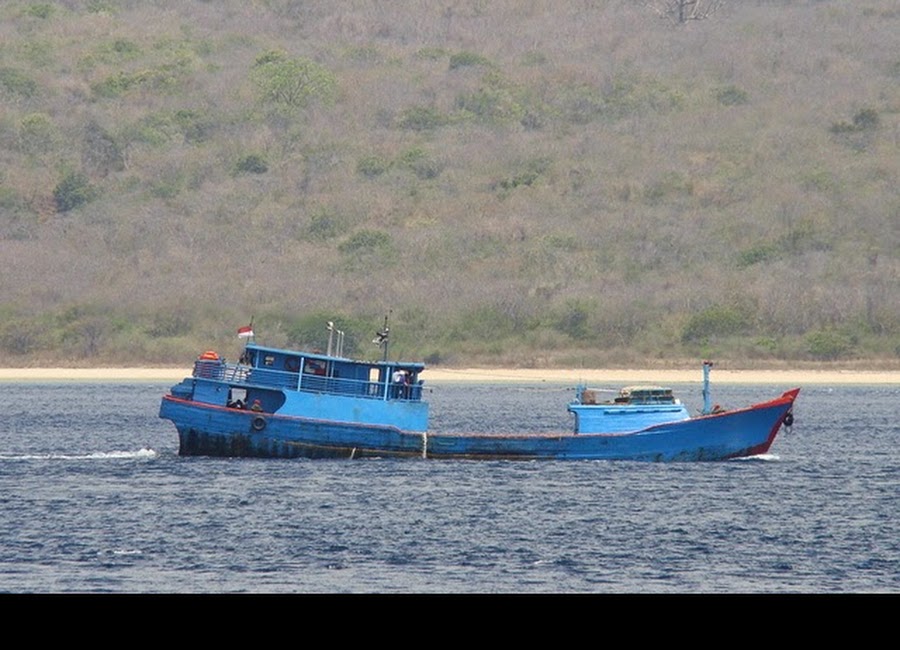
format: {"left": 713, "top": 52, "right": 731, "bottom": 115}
{"left": 251, "top": 415, "right": 267, "bottom": 431}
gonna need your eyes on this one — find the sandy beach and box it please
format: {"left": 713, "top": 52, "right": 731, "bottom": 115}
{"left": 0, "top": 366, "right": 897, "bottom": 385}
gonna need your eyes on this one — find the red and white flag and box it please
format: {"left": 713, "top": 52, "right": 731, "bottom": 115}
{"left": 237, "top": 324, "right": 254, "bottom": 339}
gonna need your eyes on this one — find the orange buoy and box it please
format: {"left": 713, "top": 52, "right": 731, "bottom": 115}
{"left": 198, "top": 350, "right": 220, "bottom": 361}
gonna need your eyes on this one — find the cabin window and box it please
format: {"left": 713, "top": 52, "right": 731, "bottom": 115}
{"left": 367, "top": 367, "right": 382, "bottom": 396}
{"left": 227, "top": 387, "right": 247, "bottom": 409}
{"left": 263, "top": 355, "right": 275, "bottom": 367}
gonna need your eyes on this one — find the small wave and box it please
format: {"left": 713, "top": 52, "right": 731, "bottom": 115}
{"left": 735, "top": 453, "right": 780, "bottom": 462}
{"left": 0, "top": 448, "right": 158, "bottom": 461}
{"left": 89, "top": 448, "right": 158, "bottom": 460}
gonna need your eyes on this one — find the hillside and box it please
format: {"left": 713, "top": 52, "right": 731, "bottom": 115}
{"left": 1, "top": 0, "right": 898, "bottom": 368}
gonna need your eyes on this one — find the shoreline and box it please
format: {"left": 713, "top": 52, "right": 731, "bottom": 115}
{"left": 0, "top": 366, "right": 897, "bottom": 385}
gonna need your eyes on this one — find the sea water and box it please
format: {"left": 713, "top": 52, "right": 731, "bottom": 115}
{"left": 0, "top": 381, "right": 896, "bottom": 593}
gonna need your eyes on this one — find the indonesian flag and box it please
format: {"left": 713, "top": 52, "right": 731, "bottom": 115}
{"left": 237, "top": 324, "right": 254, "bottom": 339}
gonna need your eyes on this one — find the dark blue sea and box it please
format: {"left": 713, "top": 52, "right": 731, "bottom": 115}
{"left": 0, "top": 380, "right": 897, "bottom": 594}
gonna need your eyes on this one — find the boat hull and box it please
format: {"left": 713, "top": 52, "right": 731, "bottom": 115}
{"left": 160, "top": 388, "right": 799, "bottom": 462}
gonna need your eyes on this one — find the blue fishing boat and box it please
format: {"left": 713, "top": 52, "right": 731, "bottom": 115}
{"left": 159, "top": 324, "right": 799, "bottom": 462}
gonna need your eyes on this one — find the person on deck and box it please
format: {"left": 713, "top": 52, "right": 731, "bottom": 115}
{"left": 392, "top": 369, "right": 407, "bottom": 399}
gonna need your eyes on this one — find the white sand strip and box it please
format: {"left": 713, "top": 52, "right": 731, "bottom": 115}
{"left": 0, "top": 366, "right": 897, "bottom": 385}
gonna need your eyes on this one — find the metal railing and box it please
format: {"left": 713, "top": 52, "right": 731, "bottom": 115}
{"left": 192, "top": 359, "right": 422, "bottom": 401}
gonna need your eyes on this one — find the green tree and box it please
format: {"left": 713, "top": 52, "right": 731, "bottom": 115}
{"left": 53, "top": 172, "right": 97, "bottom": 212}
{"left": 682, "top": 305, "right": 748, "bottom": 344}
{"left": 251, "top": 50, "right": 336, "bottom": 109}
{"left": 235, "top": 153, "right": 268, "bottom": 174}
{"left": 82, "top": 120, "right": 125, "bottom": 177}
{"left": 0, "top": 67, "right": 38, "bottom": 98}
{"left": 18, "top": 113, "right": 58, "bottom": 155}
{"left": 806, "top": 329, "right": 855, "bottom": 360}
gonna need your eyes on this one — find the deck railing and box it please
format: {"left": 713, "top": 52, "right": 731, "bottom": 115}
{"left": 192, "top": 359, "right": 422, "bottom": 401}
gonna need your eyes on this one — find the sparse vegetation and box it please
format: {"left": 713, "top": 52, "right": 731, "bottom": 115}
{"left": 235, "top": 153, "right": 268, "bottom": 174}
{"left": 716, "top": 85, "right": 749, "bottom": 106}
{"left": 449, "top": 51, "right": 492, "bottom": 70}
{"left": 0, "top": 0, "right": 898, "bottom": 368}
{"left": 830, "top": 108, "right": 880, "bottom": 134}
{"left": 52, "top": 172, "right": 96, "bottom": 212}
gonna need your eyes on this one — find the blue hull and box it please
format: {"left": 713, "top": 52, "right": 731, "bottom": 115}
{"left": 160, "top": 388, "right": 798, "bottom": 462}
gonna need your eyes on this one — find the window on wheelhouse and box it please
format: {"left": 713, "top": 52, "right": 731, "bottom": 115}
{"left": 368, "top": 367, "right": 383, "bottom": 397}
{"left": 227, "top": 387, "right": 247, "bottom": 409}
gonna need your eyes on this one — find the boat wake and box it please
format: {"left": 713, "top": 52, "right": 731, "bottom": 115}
{"left": 0, "top": 447, "right": 158, "bottom": 461}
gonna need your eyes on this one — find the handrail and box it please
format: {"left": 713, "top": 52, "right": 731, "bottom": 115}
{"left": 192, "top": 359, "right": 422, "bottom": 401}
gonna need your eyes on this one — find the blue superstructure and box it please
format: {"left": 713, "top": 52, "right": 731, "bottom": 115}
{"left": 568, "top": 384, "right": 691, "bottom": 433}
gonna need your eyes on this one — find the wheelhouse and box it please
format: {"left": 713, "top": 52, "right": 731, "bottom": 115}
{"left": 191, "top": 342, "right": 425, "bottom": 402}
